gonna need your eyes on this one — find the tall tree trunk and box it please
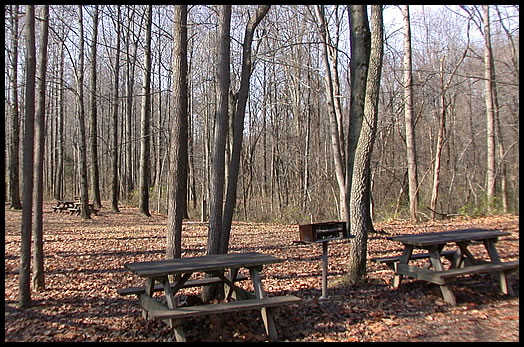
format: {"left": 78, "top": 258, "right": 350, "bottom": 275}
{"left": 167, "top": 5, "right": 188, "bottom": 260}
{"left": 19, "top": 4, "right": 36, "bottom": 308}
{"left": 314, "top": 5, "right": 347, "bottom": 221}
{"left": 32, "top": 4, "right": 49, "bottom": 292}
{"left": 221, "top": 5, "right": 270, "bottom": 255}
{"left": 111, "top": 5, "right": 121, "bottom": 212}
{"left": 89, "top": 5, "right": 102, "bottom": 208}
{"left": 482, "top": 5, "right": 497, "bottom": 214}
{"left": 77, "top": 6, "right": 91, "bottom": 220}
{"left": 203, "top": 5, "right": 231, "bottom": 302}
{"left": 346, "top": 5, "right": 371, "bottom": 227}
{"left": 402, "top": 5, "right": 419, "bottom": 221}
{"left": 8, "top": 5, "right": 22, "bottom": 210}
{"left": 346, "top": 4, "right": 382, "bottom": 284}
{"left": 138, "top": 5, "right": 153, "bottom": 217}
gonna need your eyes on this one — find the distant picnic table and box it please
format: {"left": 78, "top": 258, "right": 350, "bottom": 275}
{"left": 373, "top": 228, "right": 519, "bottom": 306}
{"left": 118, "top": 252, "right": 301, "bottom": 342}
{"left": 53, "top": 200, "right": 98, "bottom": 216}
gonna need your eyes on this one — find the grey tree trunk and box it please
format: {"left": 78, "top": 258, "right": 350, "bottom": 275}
{"left": 221, "top": 5, "right": 270, "bottom": 255}
{"left": 167, "top": 5, "right": 188, "bottom": 260}
{"left": 138, "top": 5, "right": 153, "bottom": 217}
{"left": 77, "top": 6, "right": 91, "bottom": 220}
{"left": 89, "top": 5, "right": 102, "bottom": 209}
{"left": 402, "top": 5, "right": 419, "bottom": 221}
{"left": 32, "top": 4, "right": 49, "bottom": 292}
{"left": 19, "top": 4, "right": 36, "bottom": 308}
{"left": 8, "top": 5, "right": 22, "bottom": 210}
{"left": 111, "top": 5, "right": 121, "bottom": 212}
{"left": 346, "top": 5, "right": 383, "bottom": 285}
{"left": 203, "top": 5, "right": 231, "bottom": 302}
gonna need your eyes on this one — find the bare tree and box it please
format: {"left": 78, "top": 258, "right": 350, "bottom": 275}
{"left": 167, "top": 5, "right": 188, "bottom": 260}
{"left": 402, "top": 5, "right": 419, "bottom": 221}
{"left": 8, "top": 5, "right": 22, "bottom": 210}
{"left": 111, "top": 5, "right": 121, "bottom": 212}
{"left": 314, "top": 5, "right": 348, "bottom": 222}
{"left": 221, "top": 5, "right": 271, "bottom": 254}
{"left": 89, "top": 5, "right": 102, "bottom": 208}
{"left": 32, "top": 4, "right": 50, "bottom": 291}
{"left": 19, "top": 4, "right": 36, "bottom": 308}
{"left": 138, "top": 5, "right": 153, "bottom": 217}
{"left": 482, "top": 5, "right": 497, "bottom": 213}
{"left": 346, "top": 4, "right": 383, "bottom": 284}
{"left": 203, "top": 5, "right": 232, "bottom": 302}
{"left": 77, "top": 5, "right": 91, "bottom": 220}
{"left": 346, "top": 5, "right": 371, "bottom": 226}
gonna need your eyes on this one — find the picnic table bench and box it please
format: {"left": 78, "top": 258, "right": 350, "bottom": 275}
{"left": 373, "top": 228, "right": 519, "bottom": 306}
{"left": 119, "top": 252, "right": 301, "bottom": 342}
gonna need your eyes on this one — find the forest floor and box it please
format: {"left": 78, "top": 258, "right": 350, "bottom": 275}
{"left": 4, "top": 202, "right": 519, "bottom": 342}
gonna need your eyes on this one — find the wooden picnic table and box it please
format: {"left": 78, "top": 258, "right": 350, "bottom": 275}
{"left": 373, "top": 228, "right": 519, "bottom": 306}
{"left": 119, "top": 252, "right": 301, "bottom": 342}
{"left": 53, "top": 200, "right": 76, "bottom": 213}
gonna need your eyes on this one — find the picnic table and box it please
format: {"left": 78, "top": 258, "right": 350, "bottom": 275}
{"left": 69, "top": 202, "right": 98, "bottom": 216}
{"left": 53, "top": 200, "right": 75, "bottom": 213}
{"left": 372, "top": 228, "right": 519, "bottom": 306}
{"left": 118, "top": 252, "right": 301, "bottom": 342}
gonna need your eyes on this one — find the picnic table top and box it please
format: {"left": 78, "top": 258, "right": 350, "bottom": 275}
{"left": 124, "top": 252, "right": 282, "bottom": 278}
{"left": 388, "top": 228, "right": 510, "bottom": 247}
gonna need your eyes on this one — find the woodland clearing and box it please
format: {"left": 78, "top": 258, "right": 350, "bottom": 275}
{"left": 4, "top": 202, "right": 519, "bottom": 342}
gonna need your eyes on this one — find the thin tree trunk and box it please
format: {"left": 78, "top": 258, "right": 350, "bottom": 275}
{"left": 314, "top": 5, "right": 347, "bottom": 221}
{"left": 221, "top": 5, "right": 270, "bottom": 255}
{"left": 89, "top": 5, "right": 102, "bottom": 208}
{"left": 402, "top": 5, "right": 419, "bottom": 221}
{"left": 138, "top": 5, "right": 153, "bottom": 217}
{"left": 483, "top": 5, "right": 496, "bottom": 213}
{"left": 32, "top": 4, "right": 49, "bottom": 292}
{"left": 167, "top": 5, "right": 188, "bottom": 260}
{"left": 8, "top": 5, "right": 22, "bottom": 210}
{"left": 77, "top": 6, "right": 91, "bottom": 220}
{"left": 19, "top": 4, "right": 36, "bottom": 308}
{"left": 111, "top": 5, "right": 121, "bottom": 212}
{"left": 203, "top": 5, "right": 231, "bottom": 302}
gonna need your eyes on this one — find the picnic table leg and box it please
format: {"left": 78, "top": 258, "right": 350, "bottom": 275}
{"left": 428, "top": 247, "right": 457, "bottom": 306}
{"left": 249, "top": 266, "right": 278, "bottom": 341}
{"left": 392, "top": 245, "right": 413, "bottom": 288}
{"left": 482, "top": 238, "right": 514, "bottom": 296}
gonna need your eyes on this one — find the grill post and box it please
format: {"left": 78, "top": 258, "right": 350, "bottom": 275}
{"left": 321, "top": 240, "right": 328, "bottom": 299}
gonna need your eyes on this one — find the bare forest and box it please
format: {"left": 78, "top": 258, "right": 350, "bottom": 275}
{"left": 3, "top": 5, "right": 520, "bottom": 341}
{"left": 5, "top": 5, "right": 519, "bottom": 222}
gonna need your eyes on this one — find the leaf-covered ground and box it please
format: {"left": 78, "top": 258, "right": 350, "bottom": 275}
{"left": 4, "top": 202, "right": 519, "bottom": 342}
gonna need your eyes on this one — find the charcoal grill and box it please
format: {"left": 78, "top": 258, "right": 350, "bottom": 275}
{"left": 297, "top": 221, "right": 352, "bottom": 299}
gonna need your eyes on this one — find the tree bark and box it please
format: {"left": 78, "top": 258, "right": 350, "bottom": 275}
{"left": 346, "top": 4, "right": 382, "bottom": 284}
{"left": 346, "top": 5, "right": 371, "bottom": 227}
{"left": 111, "top": 5, "right": 121, "bottom": 212}
{"left": 8, "top": 5, "right": 22, "bottom": 210}
{"left": 77, "top": 6, "right": 91, "bottom": 220}
{"left": 19, "top": 4, "right": 36, "bottom": 308}
{"left": 138, "top": 5, "right": 153, "bottom": 217}
{"left": 221, "top": 5, "right": 270, "bottom": 255}
{"left": 167, "top": 5, "right": 188, "bottom": 260}
{"left": 32, "top": 4, "right": 49, "bottom": 292}
{"left": 402, "top": 5, "right": 419, "bottom": 221}
{"left": 482, "top": 5, "right": 496, "bottom": 213}
{"left": 314, "top": 5, "right": 347, "bottom": 221}
{"left": 89, "top": 5, "right": 102, "bottom": 209}
{"left": 203, "top": 5, "right": 231, "bottom": 302}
